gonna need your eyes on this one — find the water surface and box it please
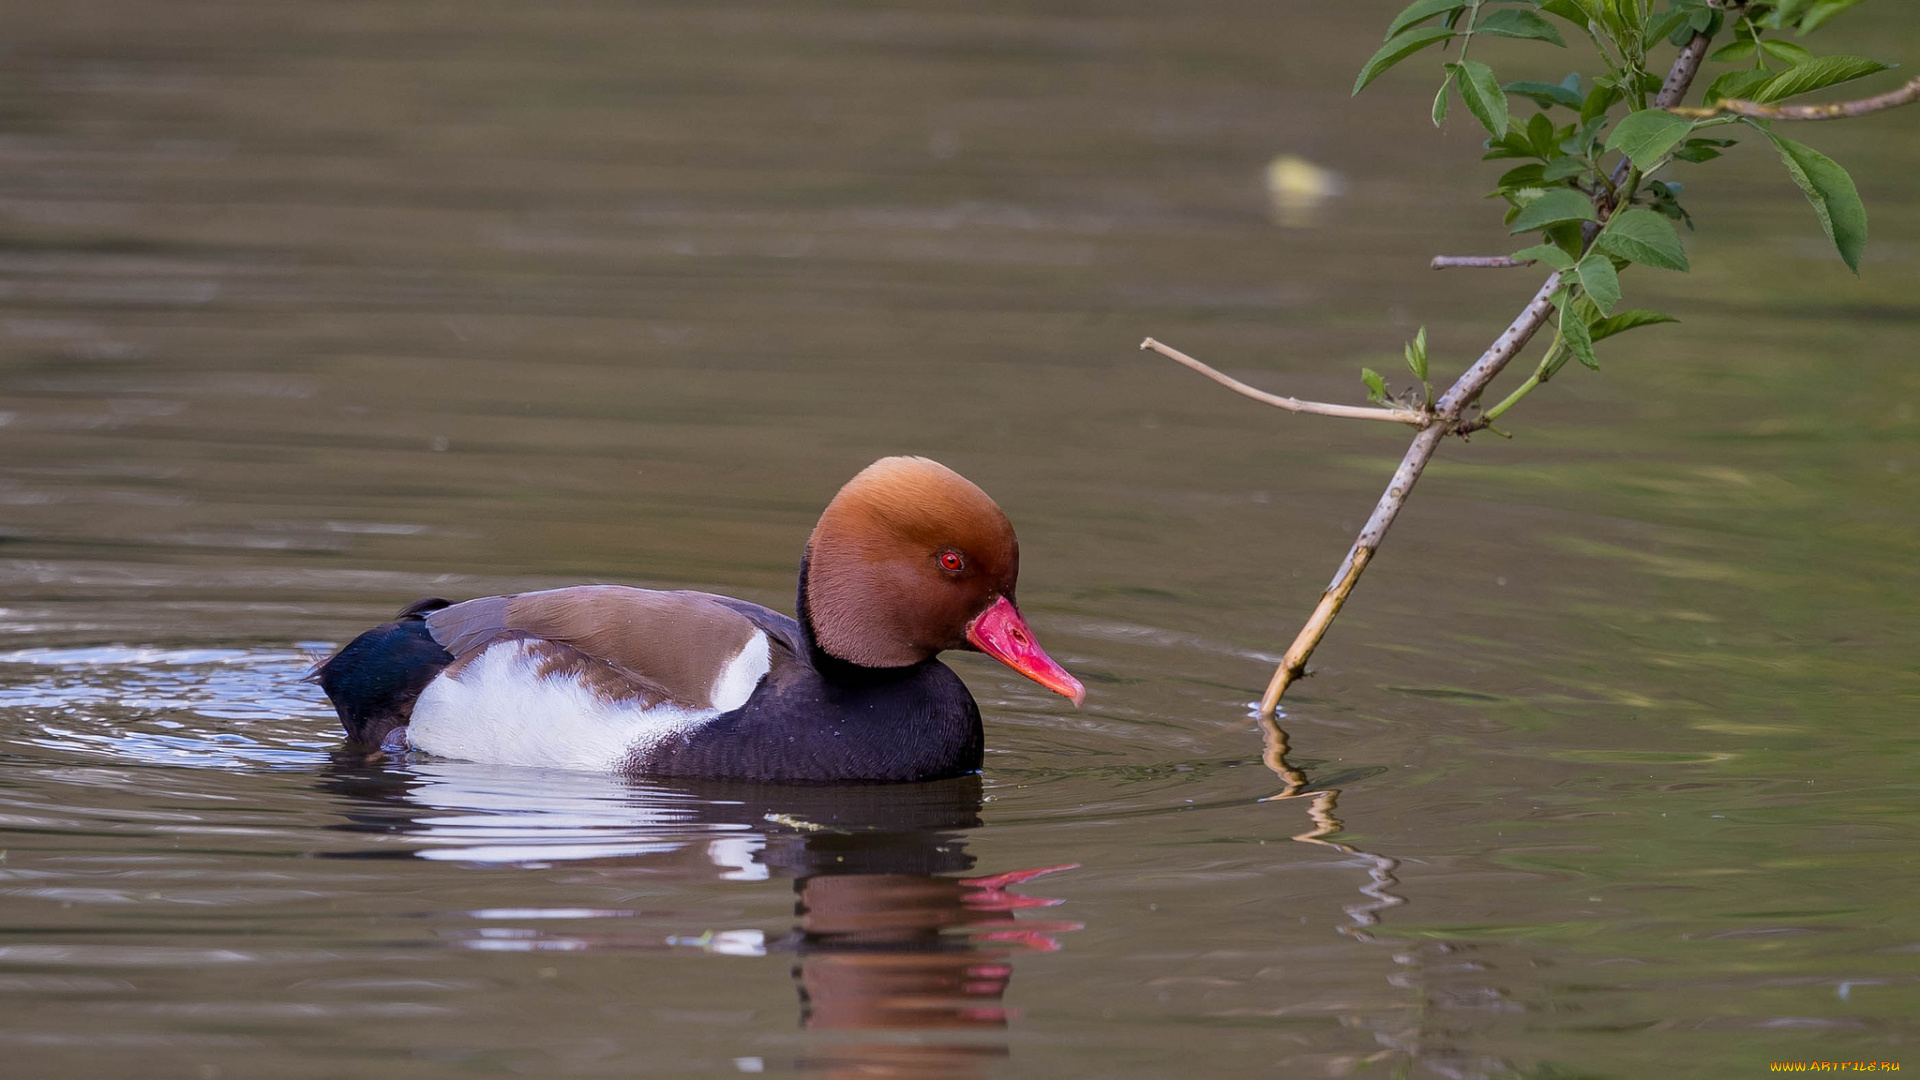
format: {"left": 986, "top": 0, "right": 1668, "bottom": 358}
{"left": 2, "top": 1, "right": 1917, "bottom": 1076}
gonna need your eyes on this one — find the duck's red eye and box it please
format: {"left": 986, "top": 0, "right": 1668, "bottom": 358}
{"left": 939, "top": 550, "right": 965, "bottom": 573}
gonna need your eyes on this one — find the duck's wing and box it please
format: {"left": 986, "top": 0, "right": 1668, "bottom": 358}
{"left": 423, "top": 585, "right": 783, "bottom": 712}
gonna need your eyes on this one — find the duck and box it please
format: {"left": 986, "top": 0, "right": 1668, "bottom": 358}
{"left": 310, "top": 456, "right": 1084, "bottom": 783}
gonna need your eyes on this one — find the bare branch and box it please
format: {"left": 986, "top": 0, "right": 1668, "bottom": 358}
{"left": 1257, "top": 273, "right": 1562, "bottom": 715}
{"left": 1669, "top": 74, "right": 1920, "bottom": 121}
{"left": 1430, "top": 273, "right": 1563, "bottom": 419}
{"left": 1431, "top": 255, "right": 1533, "bottom": 270}
{"left": 1139, "top": 338, "right": 1426, "bottom": 425}
{"left": 1654, "top": 19, "right": 1723, "bottom": 111}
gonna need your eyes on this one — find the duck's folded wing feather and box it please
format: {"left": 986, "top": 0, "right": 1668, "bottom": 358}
{"left": 423, "top": 586, "right": 773, "bottom": 712}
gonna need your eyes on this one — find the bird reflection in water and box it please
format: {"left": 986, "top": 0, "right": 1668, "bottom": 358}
{"left": 788, "top": 861, "right": 1076, "bottom": 1076}
{"left": 319, "top": 765, "right": 1079, "bottom": 1077}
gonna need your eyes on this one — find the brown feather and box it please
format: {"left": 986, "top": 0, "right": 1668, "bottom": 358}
{"left": 436, "top": 633, "right": 679, "bottom": 707}
{"left": 425, "top": 586, "right": 762, "bottom": 710}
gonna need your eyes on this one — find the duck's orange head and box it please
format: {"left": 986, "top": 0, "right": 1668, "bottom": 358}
{"left": 802, "top": 456, "right": 1083, "bottom": 705}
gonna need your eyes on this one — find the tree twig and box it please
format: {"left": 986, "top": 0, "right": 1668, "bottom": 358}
{"left": 1668, "top": 73, "right": 1920, "bottom": 120}
{"left": 1139, "top": 338, "right": 1427, "bottom": 425}
{"left": 1654, "top": 18, "right": 1721, "bottom": 111}
{"left": 1252, "top": 21, "right": 1730, "bottom": 718}
{"left": 1431, "top": 255, "right": 1533, "bottom": 270}
{"left": 1256, "top": 273, "right": 1561, "bottom": 715}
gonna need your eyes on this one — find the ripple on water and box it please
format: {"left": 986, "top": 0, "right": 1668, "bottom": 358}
{"left": 0, "top": 649, "right": 787, "bottom": 868}
{"left": 0, "top": 646, "right": 334, "bottom": 769}
{"left": 0, "top": 645, "right": 1288, "bottom": 868}
{"left": 0, "top": 645, "right": 952, "bottom": 876}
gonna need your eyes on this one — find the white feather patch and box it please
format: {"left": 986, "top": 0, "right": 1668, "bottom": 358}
{"left": 408, "top": 638, "right": 743, "bottom": 772}
{"left": 709, "top": 630, "right": 770, "bottom": 713}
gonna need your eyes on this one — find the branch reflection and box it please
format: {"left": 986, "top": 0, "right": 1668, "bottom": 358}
{"left": 1261, "top": 716, "right": 1524, "bottom": 1076}
{"left": 1258, "top": 713, "right": 1404, "bottom": 939}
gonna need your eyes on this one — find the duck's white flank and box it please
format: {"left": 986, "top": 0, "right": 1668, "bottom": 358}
{"left": 408, "top": 630, "right": 771, "bottom": 772}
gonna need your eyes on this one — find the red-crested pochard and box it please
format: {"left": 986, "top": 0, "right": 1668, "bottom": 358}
{"left": 311, "top": 457, "right": 1084, "bottom": 782}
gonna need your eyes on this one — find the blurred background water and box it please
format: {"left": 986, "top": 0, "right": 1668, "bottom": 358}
{"left": 1, "top": 1, "right": 1916, "bottom": 1076}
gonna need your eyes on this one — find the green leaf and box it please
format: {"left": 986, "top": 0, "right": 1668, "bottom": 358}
{"left": 1590, "top": 309, "right": 1679, "bottom": 342}
{"left": 1541, "top": 155, "right": 1588, "bottom": 181}
{"left": 1558, "top": 293, "right": 1599, "bottom": 370}
{"left": 1355, "top": 26, "right": 1455, "bottom": 95}
{"left": 1759, "top": 40, "right": 1814, "bottom": 66}
{"left": 1505, "top": 79, "right": 1584, "bottom": 110}
{"left": 1451, "top": 60, "right": 1510, "bottom": 137}
{"left": 1526, "top": 112, "right": 1558, "bottom": 158}
{"left": 1574, "top": 253, "right": 1621, "bottom": 315}
{"left": 1536, "top": 0, "right": 1588, "bottom": 23}
{"left": 1708, "top": 40, "right": 1756, "bottom": 63}
{"left": 1601, "top": 0, "right": 1643, "bottom": 40}
{"left": 1751, "top": 56, "right": 1891, "bottom": 104}
{"left": 1644, "top": 8, "right": 1692, "bottom": 48}
{"left": 1646, "top": 179, "right": 1694, "bottom": 230}
{"left": 1508, "top": 188, "right": 1597, "bottom": 233}
{"left": 1705, "top": 67, "right": 1776, "bottom": 105}
{"left": 1605, "top": 109, "right": 1696, "bottom": 171}
{"left": 1433, "top": 68, "right": 1455, "bottom": 126}
{"left": 1387, "top": 0, "right": 1469, "bottom": 38}
{"left": 1596, "top": 208, "right": 1690, "bottom": 271}
{"left": 1496, "top": 163, "right": 1546, "bottom": 190}
{"left": 1672, "top": 4, "right": 1717, "bottom": 44}
{"left": 1800, "top": 0, "right": 1868, "bottom": 32}
{"left": 1771, "top": 0, "right": 1818, "bottom": 25}
{"left": 1498, "top": 186, "right": 1539, "bottom": 212}
{"left": 1563, "top": 114, "right": 1608, "bottom": 157}
{"left": 1580, "top": 82, "right": 1624, "bottom": 124}
{"left": 1405, "top": 327, "right": 1429, "bottom": 381}
{"left": 1542, "top": 220, "right": 1587, "bottom": 252}
{"left": 1765, "top": 130, "right": 1867, "bottom": 273}
{"left": 1511, "top": 242, "right": 1576, "bottom": 271}
{"left": 1671, "top": 137, "right": 1735, "bottom": 164}
{"left": 1483, "top": 131, "right": 1537, "bottom": 160}
{"left": 1476, "top": 8, "right": 1567, "bottom": 46}
{"left": 1361, "top": 367, "right": 1390, "bottom": 404}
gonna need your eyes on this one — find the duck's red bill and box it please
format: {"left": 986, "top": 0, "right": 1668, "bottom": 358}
{"left": 966, "top": 596, "right": 1085, "bottom": 707}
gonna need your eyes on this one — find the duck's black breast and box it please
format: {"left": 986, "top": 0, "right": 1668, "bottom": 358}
{"left": 632, "top": 611, "right": 984, "bottom": 783}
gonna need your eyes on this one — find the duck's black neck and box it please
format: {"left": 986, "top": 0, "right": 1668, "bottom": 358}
{"left": 796, "top": 552, "right": 931, "bottom": 687}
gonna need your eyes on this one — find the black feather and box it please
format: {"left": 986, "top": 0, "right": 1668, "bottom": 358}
{"left": 311, "top": 598, "right": 454, "bottom": 747}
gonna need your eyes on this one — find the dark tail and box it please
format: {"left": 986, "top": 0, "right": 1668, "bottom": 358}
{"left": 310, "top": 598, "right": 456, "bottom": 748}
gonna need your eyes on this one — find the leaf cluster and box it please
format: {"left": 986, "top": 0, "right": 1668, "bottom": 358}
{"left": 1351, "top": 0, "right": 1897, "bottom": 415}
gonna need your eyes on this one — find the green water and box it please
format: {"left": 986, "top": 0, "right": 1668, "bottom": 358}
{"left": 1, "top": 1, "right": 1916, "bottom": 1076}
